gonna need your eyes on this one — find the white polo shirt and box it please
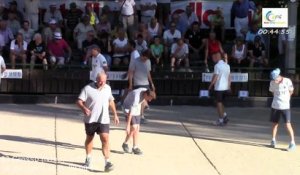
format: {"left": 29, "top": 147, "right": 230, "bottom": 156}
{"left": 163, "top": 29, "right": 181, "bottom": 45}
{"left": 10, "top": 40, "right": 28, "bottom": 53}
{"left": 269, "top": 77, "right": 294, "bottom": 110}
{"left": 113, "top": 38, "right": 128, "bottom": 57}
{"left": 91, "top": 53, "right": 108, "bottom": 81}
{"left": 78, "top": 83, "right": 114, "bottom": 124}
{"left": 140, "top": 0, "right": 157, "bottom": 17}
{"left": 121, "top": 0, "right": 136, "bottom": 16}
{"left": 213, "top": 60, "right": 230, "bottom": 91}
{"left": 0, "top": 55, "right": 6, "bottom": 84}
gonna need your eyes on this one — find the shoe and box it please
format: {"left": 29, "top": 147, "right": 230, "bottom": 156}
{"left": 213, "top": 120, "right": 224, "bottom": 126}
{"left": 223, "top": 116, "right": 229, "bottom": 125}
{"left": 141, "top": 118, "right": 148, "bottom": 124}
{"left": 132, "top": 147, "right": 143, "bottom": 155}
{"left": 84, "top": 157, "right": 91, "bottom": 168}
{"left": 270, "top": 140, "right": 276, "bottom": 148}
{"left": 104, "top": 162, "right": 114, "bottom": 172}
{"left": 287, "top": 143, "right": 296, "bottom": 151}
{"left": 122, "top": 143, "right": 130, "bottom": 153}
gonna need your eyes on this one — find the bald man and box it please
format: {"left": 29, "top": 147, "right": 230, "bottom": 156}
{"left": 77, "top": 72, "right": 119, "bottom": 171}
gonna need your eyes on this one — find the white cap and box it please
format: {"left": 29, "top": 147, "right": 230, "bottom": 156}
{"left": 49, "top": 19, "right": 57, "bottom": 25}
{"left": 54, "top": 32, "right": 62, "bottom": 39}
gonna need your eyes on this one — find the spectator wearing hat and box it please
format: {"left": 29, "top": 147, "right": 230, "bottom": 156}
{"left": 6, "top": 1, "right": 24, "bottom": 23}
{"left": 140, "top": 0, "right": 157, "bottom": 24}
{"left": 65, "top": 2, "right": 82, "bottom": 41}
{"left": 24, "top": 0, "right": 40, "bottom": 31}
{"left": 18, "top": 20, "right": 35, "bottom": 44}
{"left": 28, "top": 33, "right": 47, "bottom": 70}
{"left": 42, "top": 19, "right": 62, "bottom": 46}
{"left": 43, "top": 3, "right": 63, "bottom": 26}
{"left": 47, "top": 32, "right": 72, "bottom": 67}
{"left": 74, "top": 15, "right": 95, "bottom": 50}
{"left": 10, "top": 33, "right": 27, "bottom": 69}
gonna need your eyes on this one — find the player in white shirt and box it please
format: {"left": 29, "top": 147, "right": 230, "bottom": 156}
{"left": 269, "top": 68, "right": 296, "bottom": 151}
{"left": 90, "top": 45, "right": 108, "bottom": 82}
{"left": 77, "top": 72, "right": 119, "bottom": 172}
{"left": 122, "top": 88, "right": 156, "bottom": 155}
{"left": 0, "top": 55, "right": 6, "bottom": 85}
{"left": 208, "top": 52, "right": 231, "bottom": 126}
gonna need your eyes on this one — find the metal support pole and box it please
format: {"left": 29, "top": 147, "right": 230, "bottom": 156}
{"left": 285, "top": 1, "right": 298, "bottom": 74}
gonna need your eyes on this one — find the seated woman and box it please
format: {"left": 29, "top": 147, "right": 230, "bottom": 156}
{"left": 112, "top": 28, "right": 129, "bottom": 68}
{"left": 28, "top": 33, "right": 48, "bottom": 70}
{"left": 230, "top": 36, "right": 247, "bottom": 68}
{"left": 147, "top": 18, "right": 162, "bottom": 41}
{"left": 10, "top": 33, "right": 27, "bottom": 69}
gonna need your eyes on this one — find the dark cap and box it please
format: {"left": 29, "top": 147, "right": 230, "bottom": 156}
{"left": 9, "top": 0, "right": 17, "bottom": 6}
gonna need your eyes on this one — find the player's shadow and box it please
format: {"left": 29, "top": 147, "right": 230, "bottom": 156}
{"left": 0, "top": 135, "right": 124, "bottom": 154}
{"left": 0, "top": 152, "right": 103, "bottom": 173}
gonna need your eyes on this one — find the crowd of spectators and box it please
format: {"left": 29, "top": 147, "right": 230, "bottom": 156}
{"left": 0, "top": 0, "right": 272, "bottom": 72}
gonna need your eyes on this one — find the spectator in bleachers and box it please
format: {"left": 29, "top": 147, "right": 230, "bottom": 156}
{"left": 112, "top": 28, "right": 129, "bottom": 67}
{"left": 28, "top": 33, "right": 47, "bottom": 70}
{"left": 147, "top": 17, "right": 162, "bottom": 40}
{"left": 42, "top": 19, "right": 62, "bottom": 46}
{"left": 73, "top": 15, "right": 95, "bottom": 50}
{"left": 179, "top": 5, "right": 199, "bottom": 35}
{"left": 110, "top": 23, "right": 127, "bottom": 40}
{"left": 230, "top": 36, "right": 247, "bottom": 68}
{"left": 7, "top": 11, "right": 21, "bottom": 37}
{"left": 168, "top": 13, "right": 183, "bottom": 33}
{"left": 48, "top": 32, "right": 72, "bottom": 67}
{"left": 65, "top": 2, "right": 82, "bottom": 41}
{"left": 90, "top": 45, "right": 108, "bottom": 82}
{"left": 43, "top": 4, "right": 63, "bottom": 26}
{"left": 119, "top": 0, "right": 136, "bottom": 39}
{"left": 210, "top": 7, "right": 225, "bottom": 42}
{"left": 98, "top": 33, "right": 112, "bottom": 67}
{"left": 18, "top": 20, "right": 35, "bottom": 44}
{"left": 135, "top": 34, "right": 148, "bottom": 55}
{"left": 128, "top": 39, "right": 140, "bottom": 65}
{"left": 82, "top": 30, "right": 99, "bottom": 65}
{"left": 24, "top": 0, "right": 40, "bottom": 31}
{"left": 10, "top": 33, "right": 27, "bottom": 69}
{"left": 6, "top": 1, "right": 24, "bottom": 23}
{"left": 204, "top": 31, "right": 226, "bottom": 70}
{"left": 0, "top": 3, "right": 7, "bottom": 20}
{"left": 134, "top": 22, "right": 150, "bottom": 42}
{"left": 101, "top": 5, "right": 115, "bottom": 29}
{"left": 163, "top": 21, "right": 181, "bottom": 64}
{"left": 96, "top": 15, "right": 111, "bottom": 37}
{"left": 248, "top": 35, "right": 267, "bottom": 67}
{"left": 245, "top": 22, "right": 261, "bottom": 45}
{"left": 85, "top": 3, "right": 99, "bottom": 27}
{"left": 252, "top": 3, "right": 262, "bottom": 28}
{"left": 231, "top": 0, "right": 250, "bottom": 37}
{"left": 184, "top": 22, "right": 205, "bottom": 63}
{"left": 0, "top": 19, "right": 14, "bottom": 57}
{"left": 170, "top": 38, "right": 189, "bottom": 72}
{"left": 150, "top": 36, "right": 163, "bottom": 70}
{"left": 157, "top": 0, "right": 170, "bottom": 26}
{"left": 140, "top": 0, "right": 157, "bottom": 24}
